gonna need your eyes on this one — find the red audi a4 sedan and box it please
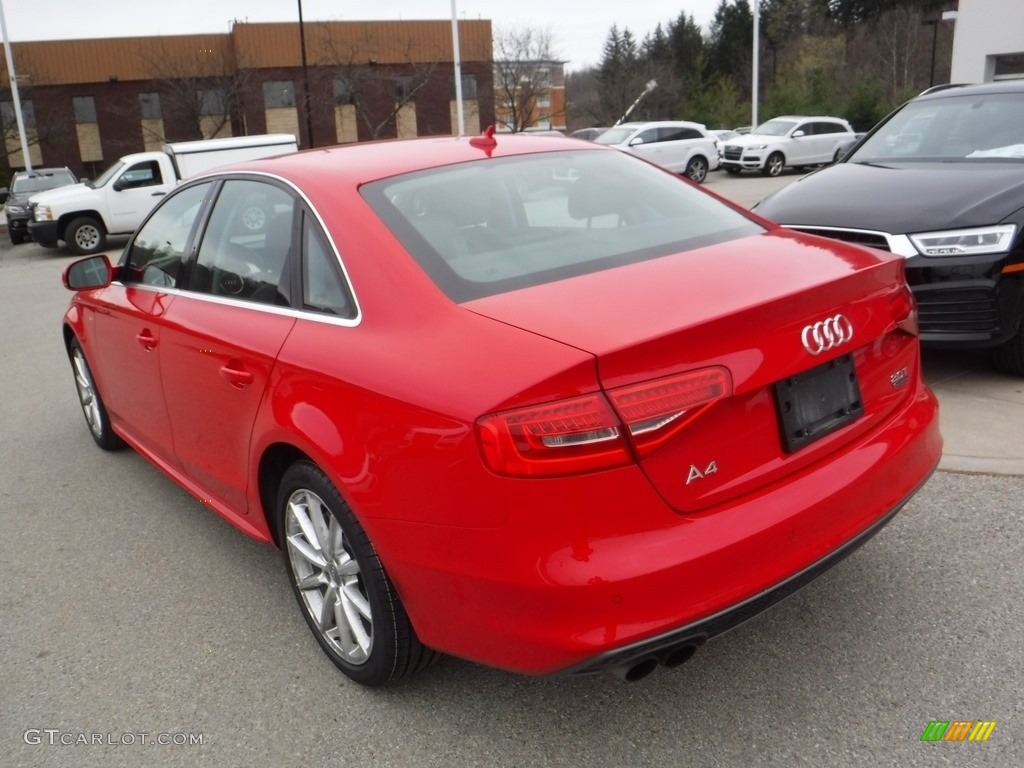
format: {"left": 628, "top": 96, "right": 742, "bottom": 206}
{"left": 62, "top": 130, "right": 941, "bottom": 685}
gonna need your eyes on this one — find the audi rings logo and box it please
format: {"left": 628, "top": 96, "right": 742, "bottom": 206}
{"left": 801, "top": 314, "right": 854, "bottom": 355}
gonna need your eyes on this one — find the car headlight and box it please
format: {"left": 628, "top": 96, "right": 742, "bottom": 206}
{"left": 747, "top": 143, "right": 768, "bottom": 150}
{"left": 5, "top": 204, "right": 26, "bottom": 215}
{"left": 33, "top": 205, "right": 53, "bottom": 222}
{"left": 909, "top": 225, "right": 1017, "bottom": 257}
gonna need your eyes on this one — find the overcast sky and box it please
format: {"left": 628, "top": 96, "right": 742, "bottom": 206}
{"left": 1, "top": 1, "right": 722, "bottom": 72}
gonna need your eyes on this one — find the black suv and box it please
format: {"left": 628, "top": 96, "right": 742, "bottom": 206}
{"left": 1, "top": 167, "right": 78, "bottom": 244}
{"left": 756, "top": 82, "right": 1024, "bottom": 376}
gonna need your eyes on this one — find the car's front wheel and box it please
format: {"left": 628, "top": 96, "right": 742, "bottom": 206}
{"left": 68, "top": 337, "right": 124, "bottom": 450}
{"left": 762, "top": 152, "right": 786, "bottom": 177}
{"left": 684, "top": 156, "right": 709, "bottom": 184}
{"left": 66, "top": 216, "right": 106, "bottom": 255}
{"left": 9, "top": 229, "right": 25, "bottom": 245}
{"left": 992, "top": 328, "right": 1024, "bottom": 376}
{"left": 278, "top": 460, "right": 437, "bottom": 686}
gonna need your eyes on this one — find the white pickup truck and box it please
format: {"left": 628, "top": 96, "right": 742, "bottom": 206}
{"left": 29, "top": 133, "right": 298, "bottom": 254}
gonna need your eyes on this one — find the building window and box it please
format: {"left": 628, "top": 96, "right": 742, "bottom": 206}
{"left": 198, "top": 89, "right": 226, "bottom": 116}
{"left": 263, "top": 81, "right": 296, "bottom": 108}
{"left": 449, "top": 74, "right": 477, "bottom": 100}
{"left": 73, "top": 96, "right": 97, "bottom": 123}
{"left": 138, "top": 92, "right": 162, "bottom": 119}
{"left": 0, "top": 99, "right": 35, "bottom": 127}
{"left": 394, "top": 77, "right": 414, "bottom": 102}
{"left": 333, "top": 77, "right": 352, "bottom": 105}
{"left": 537, "top": 94, "right": 551, "bottom": 108}
{"left": 993, "top": 53, "right": 1024, "bottom": 80}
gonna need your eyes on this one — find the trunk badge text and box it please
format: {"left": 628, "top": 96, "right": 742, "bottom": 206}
{"left": 686, "top": 461, "right": 719, "bottom": 485}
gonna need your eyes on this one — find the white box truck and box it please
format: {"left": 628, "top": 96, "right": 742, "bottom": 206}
{"left": 28, "top": 133, "right": 298, "bottom": 254}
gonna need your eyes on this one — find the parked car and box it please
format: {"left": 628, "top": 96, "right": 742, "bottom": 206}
{"left": 720, "top": 116, "right": 856, "bottom": 176}
{"left": 0, "top": 167, "right": 77, "bottom": 244}
{"left": 711, "top": 129, "right": 741, "bottom": 158}
{"left": 570, "top": 127, "right": 609, "bottom": 141}
{"left": 755, "top": 81, "right": 1024, "bottom": 376}
{"left": 29, "top": 133, "right": 298, "bottom": 255}
{"left": 595, "top": 120, "right": 720, "bottom": 183}
{"left": 61, "top": 131, "right": 940, "bottom": 686}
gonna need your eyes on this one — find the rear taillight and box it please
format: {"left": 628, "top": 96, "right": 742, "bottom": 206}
{"left": 890, "top": 285, "right": 918, "bottom": 336}
{"left": 476, "top": 367, "right": 732, "bottom": 477}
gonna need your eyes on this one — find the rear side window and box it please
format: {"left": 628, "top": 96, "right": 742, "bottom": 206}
{"left": 301, "top": 214, "right": 356, "bottom": 318}
{"left": 362, "top": 149, "right": 762, "bottom": 302}
{"left": 188, "top": 179, "right": 296, "bottom": 305}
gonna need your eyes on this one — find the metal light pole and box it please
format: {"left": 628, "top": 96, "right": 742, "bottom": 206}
{"left": 751, "top": 0, "right": 760, "bottom": 129}
{"left": 0, "top": 0, "right": 31, "bottom": 170}
{"left": 297, "top": 0, "right": 314, "bottom": 147}
{"left": 450, "top": 0, "right": 464, "bottom": 136}
{"left": 924, "top": 18, "right": 939, "bottom": 87}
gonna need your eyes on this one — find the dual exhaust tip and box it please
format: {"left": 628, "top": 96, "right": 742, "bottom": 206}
{"left": 612, "top": 640, "right": 702, "bottom": 682}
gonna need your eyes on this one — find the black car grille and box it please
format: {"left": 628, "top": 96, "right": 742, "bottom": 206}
{"left": 915, "top": 288, "right": 1000, "bottom": 333}
{"left": 790, "top": 227, "right": 891, "bottom": 252}
{"left": 723, "top": 146, "right": 743, "bottom": 160}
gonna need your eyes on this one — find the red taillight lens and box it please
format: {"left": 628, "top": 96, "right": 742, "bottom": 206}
{"left": 607, "top": 367, "right": 732, "bottom": 457}
{"left": 476, "top": 367, "right": 732, "bottom": 477}
{"left": 477, "top": 393, "right": 630, "bottom": 477}
{"left": 890, "top": 285, "right": 919, "bottom": 336}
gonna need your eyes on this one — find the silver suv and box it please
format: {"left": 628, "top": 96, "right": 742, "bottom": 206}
{"left": 594, "top": 121, "right": 720, "bottom": 183}
{"left": 720, "top": 116, "right": 855, "bottom": 177}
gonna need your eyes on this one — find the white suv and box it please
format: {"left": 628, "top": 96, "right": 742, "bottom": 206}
{"left": 594, "top": 121, "right": 720, "bottom": 183}
{"left": 719, "top": 116, "right": 856, "bottom": 176}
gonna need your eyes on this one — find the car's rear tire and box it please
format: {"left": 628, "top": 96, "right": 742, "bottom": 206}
{"left": 992, "top": 329, "right": 1024, "bottom": 377}
{"left": 762, "top": 152, "right": 785, "bottom": 177}
{"left": 66, "top": 216, "right": 106, "bottom": 255}
{"left": 68, "top": 337, "right": 125, "bottom": 450}
{"left": 278, "top": 460, "right": 437, "bottom": 686}
{"left": 684, "top": 156, "right": 709, "bottom": 184}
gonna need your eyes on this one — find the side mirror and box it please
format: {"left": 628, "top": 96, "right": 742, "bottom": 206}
{"left": 0, "top": 187, "right": 8, "bottom": 204}
{"left": 628, "top": 137, "right": 645, "bottom": 146}
{"left": 63, "top": 254, "right": 115, "bottom": 290}
{"left": 792, "top": 130, "right": 806, "bottom": 138}
{"left": 112, "top": 177, "right": 127, "bottom": 192}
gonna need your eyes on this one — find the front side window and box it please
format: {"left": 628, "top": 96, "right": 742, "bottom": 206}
{"left": 123, "top": 181, "right": 214, "bottom": 287}
{"left": 189, "top": 179, "right": 296, "bottom": 305}
{"left": 118, "top": 160, "right": 162, "bottom": 189}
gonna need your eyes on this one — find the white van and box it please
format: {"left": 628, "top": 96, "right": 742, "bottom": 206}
{"left": 594, "top": 121, "right": 720, "bottom": 183}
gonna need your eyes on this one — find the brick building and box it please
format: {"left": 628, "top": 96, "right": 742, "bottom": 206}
{"left": 0, "top": 19, "right": 494, "bottom": 179}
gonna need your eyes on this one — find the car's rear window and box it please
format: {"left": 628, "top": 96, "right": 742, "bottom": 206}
{"left": 361, "top": 150, "right": 762, "bottom": 302}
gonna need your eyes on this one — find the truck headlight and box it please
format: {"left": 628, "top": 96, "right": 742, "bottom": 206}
{"left": 909, "top": 225, "right": 1017, "bottom": 257}
{"left": 33, "top": 205, "right": 53, "bottom": 222}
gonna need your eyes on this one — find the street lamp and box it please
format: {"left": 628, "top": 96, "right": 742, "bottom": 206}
{"left": 297, "top": 0, "right": 314, "bottom": 147}
{"left": 0, "top": 0, "right": 31, "bottom": 170}
{"left": 924, "top": 11, "right": 958, "bottom": 88}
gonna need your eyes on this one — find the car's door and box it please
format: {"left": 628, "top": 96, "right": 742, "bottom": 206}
{"left": 88, "top": 180, "right": 215, "bottom": 463}
{"left": 158, "top": 178, "right": 298, "bottom": 514}
{"left": 105, "top": 159, "right": 174, "bottom": 234}
{"left": 626, "top": 127, "right": 663, "bottom": 165}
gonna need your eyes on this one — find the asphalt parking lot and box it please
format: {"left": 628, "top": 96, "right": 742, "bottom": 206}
{"left": 1, "top": 173, "right": 1021, "bottom": 767}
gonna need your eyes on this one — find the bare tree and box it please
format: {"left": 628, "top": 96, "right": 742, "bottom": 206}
{"left": 0, "top": 88, "right": 65, "bottom": 171}
{"left": 493, "top": 26, "right": 564, "bottom": 132}
{"left": 316, "top": 24, "right": 443, "bottom": 140}
{"left": 137, "top": 40, "right": 251, "bottom": 141}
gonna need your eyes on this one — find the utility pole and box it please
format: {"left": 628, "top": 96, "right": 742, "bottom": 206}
{"left": 297, "top": 0, "right": 314, "bottom": 147}
{"left": 0, "top": 0, "right": 31, "bottom": 170}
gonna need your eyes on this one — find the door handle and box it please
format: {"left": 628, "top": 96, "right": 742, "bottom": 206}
{"left": 151, "top": 191, "right": 167, "bottom": 197}
{"left": 135, "top": 330, "right": 158, "bottom": 351}
{"left": 219, "top": 363, "right": 254, "bottom": 388}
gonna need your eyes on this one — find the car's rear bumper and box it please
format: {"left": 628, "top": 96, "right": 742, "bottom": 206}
{"left": 370, "top": 378, "right": 942, "bottom": 675}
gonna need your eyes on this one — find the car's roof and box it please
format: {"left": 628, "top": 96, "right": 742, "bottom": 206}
{"left": 201, "top": 132, "right": 601, "bottom": 186}
{"left": 915, "top": 80, "right": 1024, "bottom": 101}
{"left": 770, "top": 115, "right": 848, "bottom": 122}
{"left": 15, "top": 167, "right": 72, "bottom": 176}
{"left": 616, "top": 120, "right": 707, "bottom": 130}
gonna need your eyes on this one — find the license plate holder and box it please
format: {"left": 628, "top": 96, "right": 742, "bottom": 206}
{"left": 774, "top": 354, "right": 864, "bottom": 453}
